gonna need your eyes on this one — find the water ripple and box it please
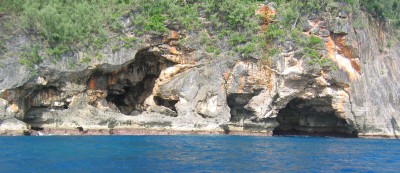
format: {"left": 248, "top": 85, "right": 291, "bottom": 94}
{"left": 0, "top": 136, "right": 399, "bottom": 172}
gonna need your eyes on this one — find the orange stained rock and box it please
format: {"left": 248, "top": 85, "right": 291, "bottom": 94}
{"left": 224, "top": 72, "right": 230, "bottom": 81}
{"left": 326, "top": 36, "right": 335, "bottom": 61}
{"left": 334, "top": 35, "right": 361, "bottom": 73}
{"left": 262, "top": 59, "right": 274, "bottom": 92}
{"left": 87, "top": 90, "right": 106, "bottom": 104}
{"left": 326, "top": 36, "right": 361, "bottom": 80}
{"left": 169, "top": 40, "right": 178, "bottom": 46}
{"left": 9, "top": 103, "right": 19, "bottom": 113}
{"left": 257, "top": 4, "right": 277, "bottom": 73}
{"left": 108, "top": 76, "right": 117, "bottom": 86}
{"left": 169, "top": 30, "right": 179, "bottom": 40}
{"left": 238, "top": 76, "right": 246, "bottom": 93}
{"left": 169, "top": 46, "right": 181, "bottom": 55}
{"left": 88, "top": 77, "right": 97, "bottom": 90}
{"left": 164, "top": 54, "right": 188, "bottom": 64}
{"left": 256, "top": 4, "right": 276, "bottom": 31}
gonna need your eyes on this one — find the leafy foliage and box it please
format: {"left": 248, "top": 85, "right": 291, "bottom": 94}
{"left": 1, "top": 0, "right": 267, "bottom": 62}
{"left": 360, "top": 0, "right": 400, "bottom": 22}
{"left": 19, "top": 45, "right": 43, "bottom": 69}
{"left": 1, "top": 0, "right": 397, "bottom": 68}
{"left": 0, "top": 40, "right": 5, "bottom": 55}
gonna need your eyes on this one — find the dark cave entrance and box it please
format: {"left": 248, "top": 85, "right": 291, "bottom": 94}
{"left": 89, "top": 48, "right": 174, "bottom": 115}
{"left": 105, "top": 49, "right": 174, "bottom": 114}
{"left": 105, "top": 74, "right": 158, "bottom": 114}
{"left": 227, "top": 93, "right": 258, "bottom": 125}
{"left": 23, "top": 86, "right": 72, "bottom": 126}
{"left": 272, "top": 97, "right": 358, "bottom": 137}
{"left": 153, "top": 96, "right": 178, "bottom": 112}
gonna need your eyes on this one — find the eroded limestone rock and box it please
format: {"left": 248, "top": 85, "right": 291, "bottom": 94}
{"left": 0, "top": 118, "right": 29, "bottom": 135}
{"left": 0, "top": 6, "right": 399, "bottom": 138}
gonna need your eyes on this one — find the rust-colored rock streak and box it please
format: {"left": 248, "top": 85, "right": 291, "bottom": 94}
{"left": 256, "top": 4, "right": 276, "bottom": 30}
{"left": 108, "top": 75, "right": 117, "bottom": 86}
{"left": 333, "top": 35, "right": 361, "bottom": 73}
{"left": 264, "top": 59, "right": 274, "bottom": 92}
{"left": 256, "top": 4, "right": 275, "bottom": 91}
{"left": 88, "top": 77, "right": 97, "bottom": 90}
{"left": 326, "top": 36, "right": 361, "bottom": 81}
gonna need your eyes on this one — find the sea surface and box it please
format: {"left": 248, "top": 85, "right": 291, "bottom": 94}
{"left": 0, "top": 135, "right": 399, "bottom": 173}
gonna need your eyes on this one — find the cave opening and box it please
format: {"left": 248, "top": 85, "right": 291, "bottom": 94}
{"left": 227, "top": 93, "right": 257, "bottom": 126}
{"left": 153, "top": 96, "right": 178, "bottom": 112}
{"left": 23, "top": 86, "right": 72, "bottom": 125}
{"left": 90, "top": 48, "right": 174, "bottom": 115}
{"left": 272, "top": 97, "right": 358, "bottom": 137}
{"left": 27, "top": 86, "right": 71, "bottom": 110}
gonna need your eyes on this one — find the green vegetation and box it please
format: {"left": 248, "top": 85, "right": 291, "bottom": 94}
{"left": 112, "top": 45, "right": 121, "bottom": 53}
{"left": 80, "top": 54, "right": 92, "bottom": 64}
{"left": 235, "top": 42, "right": 257, "bottom": 57}
{"left": 265, "top": 0, "right": 343, "bottom": 67}
{"left": 19, "top": 45, "right": 43, "bottom": 69}
{"left": 265, "top": 24, "right": 285, "bottom": 40}
{"left": 267, "top": 48, "right": 281, "bottom": 58}
{"left": 360, "top": 0, "right": 400, "bottom": 26}
{"left": 0, "top": 39, "right": 5, "bottom": 55}
{"left": 264, "top": 0, "right": 399, "bottom": 67}
{"left": 205, "top": 45, "right": 221, "bottom": 55}
{"left": 1, "top": 0, "right": 119, "bottom": 64}
{"left": 304, "top": 35, "right": 327, "bottom": 66}
{"left": 0, "top": 0, "right": 266, "bottom": 63}
{"left": 267, "top": 0, "right": 400, "bottom": 30}
{"left": 123, "top": 36, "right": 137, "bottom": 49}
{"left": 0, "top": 0, "right": 398, "bottom": 69}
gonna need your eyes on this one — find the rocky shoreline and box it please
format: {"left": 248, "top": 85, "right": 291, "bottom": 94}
{"left": 1, "top": 128, "right": 397, "bottom": 139}
{"left": 22, "top": 128, "right": 273, "bottom": 137}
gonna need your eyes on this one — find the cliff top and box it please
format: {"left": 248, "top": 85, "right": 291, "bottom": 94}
{"left": 0, "top": 0, "right": 399, "bottom": 69}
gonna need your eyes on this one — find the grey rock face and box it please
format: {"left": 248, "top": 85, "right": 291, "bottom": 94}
{"left": 0, "top": 62, "right": 31, "bottom": 90}
{"left": 331, "top": 17, "right": 350, "bottom": 35}
{"left": 302, "top": 20, "right": 313, "bottom": 32}
{"left": 0, "top": 8, "right": 399, "bottom": 138}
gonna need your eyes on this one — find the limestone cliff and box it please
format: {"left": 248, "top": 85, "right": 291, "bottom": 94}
{"left": 0, "top": 2, "right": 399, "bottom": 138}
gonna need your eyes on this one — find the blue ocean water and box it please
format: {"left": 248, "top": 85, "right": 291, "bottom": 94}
{"left": 0, "top": 135, "right": 399, "bottom": 173}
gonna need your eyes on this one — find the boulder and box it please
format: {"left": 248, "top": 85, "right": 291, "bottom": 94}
{"left": 0, "top": 118, "right": 29, "bottom": 135}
